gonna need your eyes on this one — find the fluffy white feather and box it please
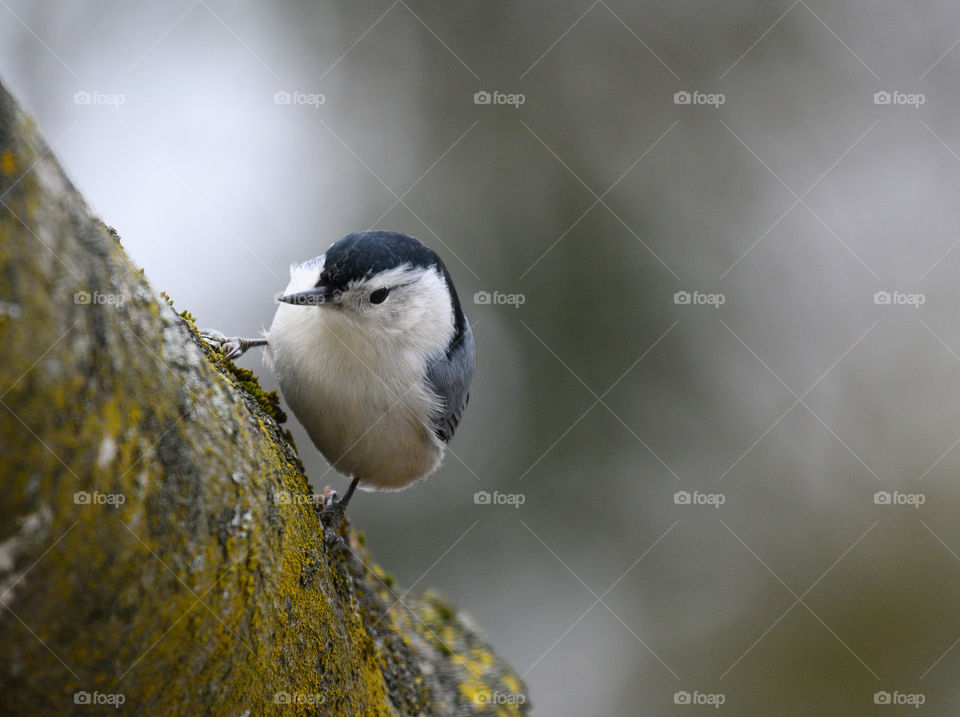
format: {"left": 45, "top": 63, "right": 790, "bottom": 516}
{"left": 265, "top": 256, "right": 455, "bottom": 490}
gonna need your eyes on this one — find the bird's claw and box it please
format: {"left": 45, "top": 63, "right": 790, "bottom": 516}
{"left": 201, "top": 329, "right": 246, "bottom": 361}
{"left": 320, "top": 495, "right": 347, "bottom": 551}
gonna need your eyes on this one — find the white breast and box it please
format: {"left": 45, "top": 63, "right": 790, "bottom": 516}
{"left": 266, "top": 301, "right": 445, "bottom": 491}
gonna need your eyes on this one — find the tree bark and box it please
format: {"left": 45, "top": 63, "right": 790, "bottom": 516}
{"left": 0, "top": 79, "right": 529, "bottom": 716}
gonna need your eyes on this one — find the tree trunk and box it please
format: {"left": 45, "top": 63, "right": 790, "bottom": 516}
{"left": 0, "top": 78, "right": 529, "bottom": 717}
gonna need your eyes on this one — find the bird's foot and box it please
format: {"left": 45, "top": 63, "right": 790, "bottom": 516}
{"left": 200, "top": 329, "right": 267, "bottom": 361}
{"left": 320, "top": 488, "right": 347, "bottom": 551}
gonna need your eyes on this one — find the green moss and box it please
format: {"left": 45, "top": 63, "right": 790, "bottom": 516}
{"left": 221, "top": 360, "right": 288, "bottom": 425}
{"left": 369, "top": 563, "right": 391, "bottom": 587}
{"left": 159, "top": 287, "right": 293, "bottom": 442}
{"left": 0, "top": 76, "right": 528, "bottom": 716}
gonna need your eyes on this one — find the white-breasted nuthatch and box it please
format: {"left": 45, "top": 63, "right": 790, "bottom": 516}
{"left": 203, "top": 231, "right": 476, "bottom": 547}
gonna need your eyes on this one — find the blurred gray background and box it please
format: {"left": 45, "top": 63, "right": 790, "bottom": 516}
{"left": 4, "top": 1, "right": 960, "bottom": 714}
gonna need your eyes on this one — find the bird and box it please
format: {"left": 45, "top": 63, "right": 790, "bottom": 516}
{"left": 202, "top": 230, "right": 475, "bottom": 548}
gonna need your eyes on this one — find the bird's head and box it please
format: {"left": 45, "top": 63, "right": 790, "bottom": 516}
{"left": 277, "top": 231, "right": 466, "bottom": 355}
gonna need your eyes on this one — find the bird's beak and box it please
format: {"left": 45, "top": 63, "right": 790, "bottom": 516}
{"left": 278, "top": 284, "right": 337, "bottom": 306}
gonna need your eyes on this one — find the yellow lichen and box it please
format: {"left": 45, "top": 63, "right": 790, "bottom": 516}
{"left": 0, "top": 80, "right": 528, "bottom": 714}
{"left": 0, "top": 149, "right": 15, "bottom": 177}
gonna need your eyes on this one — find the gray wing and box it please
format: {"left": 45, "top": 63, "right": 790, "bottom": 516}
{"left": 425, "top": 319, "right": 476, "bottom": 444}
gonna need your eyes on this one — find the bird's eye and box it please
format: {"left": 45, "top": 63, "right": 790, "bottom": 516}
{"left": 369, "top": 287, "right": 390, "bottom": 304}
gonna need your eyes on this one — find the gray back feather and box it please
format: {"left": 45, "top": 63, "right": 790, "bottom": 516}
{"left": 425, "top": 319, "right": 476, "bottom": 444}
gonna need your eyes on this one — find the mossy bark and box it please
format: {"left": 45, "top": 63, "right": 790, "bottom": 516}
{"left": 0, "top": 79, "right": 529, "bottom": 716}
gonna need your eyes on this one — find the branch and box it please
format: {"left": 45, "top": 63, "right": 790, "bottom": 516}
{"left": 0, "top": 78, "right": 528, "bottom": 716}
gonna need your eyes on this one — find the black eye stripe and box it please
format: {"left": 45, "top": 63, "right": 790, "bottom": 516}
{"left": 370, "top": 287, "right": 390, "bottom": 304}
